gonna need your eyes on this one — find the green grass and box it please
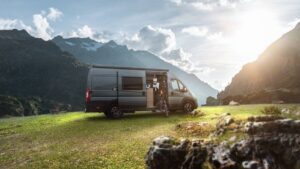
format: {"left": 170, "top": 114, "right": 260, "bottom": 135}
{"left": 0, "top": 104, "right": 299, "bottom": 169}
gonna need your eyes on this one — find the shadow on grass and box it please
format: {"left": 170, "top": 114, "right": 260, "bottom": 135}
{"left": 86, "top": 111, "right": 187, "bottom": 121}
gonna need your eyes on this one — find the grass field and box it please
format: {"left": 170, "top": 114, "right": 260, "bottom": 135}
{"left": 0, "top": 104, "right": 299, "bottom": 169}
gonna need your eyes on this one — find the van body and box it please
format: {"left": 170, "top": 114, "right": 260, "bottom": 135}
{"left": 85, "top": 65, "right": 198, "bottom": 118}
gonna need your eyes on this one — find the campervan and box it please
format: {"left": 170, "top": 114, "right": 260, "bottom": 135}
{"left": 85, "top": 65, "right": 197, "bottom": 118}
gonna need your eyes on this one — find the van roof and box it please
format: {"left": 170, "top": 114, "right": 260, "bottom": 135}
{"left": 91, "top": 65, "right": 169, "bottom": 72}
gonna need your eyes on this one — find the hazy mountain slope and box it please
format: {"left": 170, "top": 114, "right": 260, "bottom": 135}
{"left": 0, "top": 29, "right": 88, "bottom": 109}
{"left": 53, "top": 36, "right": 218, "bottom": 104}
{"left": 219, "top": 23, "right": 300, "bottom": 103}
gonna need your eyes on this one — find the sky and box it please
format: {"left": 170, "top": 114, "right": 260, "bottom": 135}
{"left": 0, "top": 0, "right": 300, "bottom": 90}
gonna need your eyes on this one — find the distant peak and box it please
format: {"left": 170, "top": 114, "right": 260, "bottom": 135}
{"left": 53, "top": 35, "right": 63, "bottom": 40}
{"left": 103, "top": 40, "right": 118, "bottom": 48}
{"left": 107, "top": 40, "right": 117, "bottom": 45}
{"left": 0, "top": 29, "right": 32, "bottom": 40}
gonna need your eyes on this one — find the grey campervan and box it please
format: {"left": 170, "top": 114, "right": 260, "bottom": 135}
{"left": 85, "top": 65, "right": 198, "bottom": 118}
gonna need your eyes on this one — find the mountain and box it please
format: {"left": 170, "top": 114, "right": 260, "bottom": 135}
{"left": 0, "top": 29, "right": 88, "bottom": 114}
{"left": 219, "top": 23, "right": 300, "bottom": 104}
{"left": 52, "top": 36, "right": 218, "bottom": 104}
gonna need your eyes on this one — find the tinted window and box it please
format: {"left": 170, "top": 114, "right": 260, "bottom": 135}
{"left": 92, "top": 76, "right": 116, "bottom": 90}
{"left": 122, "top": 77, "right": 143, "bottom": 90}
{"left": 171, "top": 79, "right": 179, "bottom": 91}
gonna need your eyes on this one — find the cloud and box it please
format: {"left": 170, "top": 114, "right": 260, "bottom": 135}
{"left": 182, "top": 26, "right": 208, "bottom": 37}
{"left": 71, "top": 25, "right": 94, "bottom": 38}
{"left": 124, "top": 25, "right": 209, "bottom": 73}
{"left": 125, "top": 25, "right": 176, "bottom": 54}
{"left": 169, "top": 0, "right": 251, "bottom": 10}
{"left": 33, "top": 14, "right": 53, "bottom": 40}
{"left": 0, "top": 19, "right": 18, "bottom": 30}
{"left": 207, "top": 32, "right": 223, "bottom": 41}
{"left": 194, "top": 66, "right": 215, "bottom": 74}
{"left": 67, "top": 25, "right": 116, "bottom": 42}
{"left": 0, "top": 8, "right": 63, "bottom": 40}
{"left": 190, "top": 2, "right": 214, "bottom": 11}
{"left": 47, "top": 7, "right": 63, "bottom": 21}
{"left": 162, "top": 48, "right": 195, "bottom": 72}
{"left": 0, "top": 19, "right": 32, "bottom": 32}
{"left": 163, "top": 49, "right": 215, "bottom": 74}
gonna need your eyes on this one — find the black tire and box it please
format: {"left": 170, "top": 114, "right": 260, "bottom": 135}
{"left": 183, "top": 101, "right": 195, "bottom": 114}
{"left": 105, "top": 105, "right": 123, "bottom": 119}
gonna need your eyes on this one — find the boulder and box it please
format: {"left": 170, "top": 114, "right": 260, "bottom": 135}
{"left": 145, "top": 136, "right": 207, "bottom": 169}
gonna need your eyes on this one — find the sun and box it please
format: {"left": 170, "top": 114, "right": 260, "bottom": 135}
{"left": 230, "top": 9, "right": 282, "bottom": 62}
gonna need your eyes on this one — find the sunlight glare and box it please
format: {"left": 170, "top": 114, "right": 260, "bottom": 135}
{"left": 230, "top": 9, "right": 282, "bottom": 62}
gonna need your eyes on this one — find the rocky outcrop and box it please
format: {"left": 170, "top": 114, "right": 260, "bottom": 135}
{"left": 145, "top": 136, "right": 207, "bottom": 169}
{"left": 146, "top": 134, "right": 300, "bottom": 169}
{"left": 146, "top": 117, "right": 300, "bottom": 169}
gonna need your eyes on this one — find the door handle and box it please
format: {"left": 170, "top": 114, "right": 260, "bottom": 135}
{"left": 112, "top": 87, "right": 117, "bottom": 91}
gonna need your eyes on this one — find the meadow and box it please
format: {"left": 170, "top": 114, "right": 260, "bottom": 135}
{"left": 0, "top": 104, "right": 299, "bottom": 169}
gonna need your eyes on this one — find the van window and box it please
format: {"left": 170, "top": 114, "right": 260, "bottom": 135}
{"left": 92, "top": 76, "right": 116, "bottom": 90}
{"left": 122, "top": 77, "right": 143, "bottom": 90}
{"left": 178, "top": 81, "right": 184, "bottom": 90}
{"left": 171, "top": 79, "right": 179, "bottom": 91}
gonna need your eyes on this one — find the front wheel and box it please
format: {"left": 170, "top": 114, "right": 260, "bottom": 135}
{"left": 183, "top": 101, "right": 195, "bottom": 114}
{"left": 105, "top": 105, "right": 123, "bottom": 118}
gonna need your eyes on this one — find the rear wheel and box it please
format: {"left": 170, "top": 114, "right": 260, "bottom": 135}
{"left": 183, "top": 101, "right": 195, "bottom": 114}
{"left": 105, "top": 105, "right": 123, "bottom": 118}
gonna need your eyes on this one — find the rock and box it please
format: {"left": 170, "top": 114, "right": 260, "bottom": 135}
{"left": 229, "top": 136, "right": 237, "bottom": 142}
{"left": 208, "top": 144, "right": 237, "bottom": 169}
{"left": 153, "top": 136, "right": 174, "bottom": 148}
{"left": 217, "top": 114, "right": 234, "bottom": 128}
{"left": 190, "top": 109, "right": 205, "bottom": 117}
{"left": 247, "top": 115, "right": 284, "bottom": 122}
{"left": 213, "top": 113, "right": 235, "bottom": 136}
{"left": 245, "top": 118, "right": 300, "bottom": 135}
{"left": 145, "top": 136, "right": 207, "bottom": 169}
{"left": 281, "top": 108, "right": 290, "bottom": 114}
{"left": 242, "top": 160, "right": 260, "bottom": 169}
{"left": 229, "top": 101, "right": 239, "bottom": 106}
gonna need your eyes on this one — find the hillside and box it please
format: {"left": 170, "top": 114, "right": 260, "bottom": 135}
{"left": 0, "top": 29, "right": 88, "bottom": 115}
{"left": 219, "top": 23, "right": 300, "bottom": 104}
{"left": 52, "top": 36, "right": 218, "bottom": 104}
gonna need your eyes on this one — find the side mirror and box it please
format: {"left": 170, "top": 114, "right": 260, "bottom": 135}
{"left": 181, "top": 87, "right": 188, "bottom": 92}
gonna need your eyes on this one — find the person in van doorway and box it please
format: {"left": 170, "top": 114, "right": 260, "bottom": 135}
{"left": 157, "top": 77, "right": 169, "bottom": 117}
{"left": 153, "top": 75, "right": 169, "bottom": 116}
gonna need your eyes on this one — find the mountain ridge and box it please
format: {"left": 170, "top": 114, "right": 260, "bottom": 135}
{"left": 0, "top": 29, "right": 89, "bottom": 114}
